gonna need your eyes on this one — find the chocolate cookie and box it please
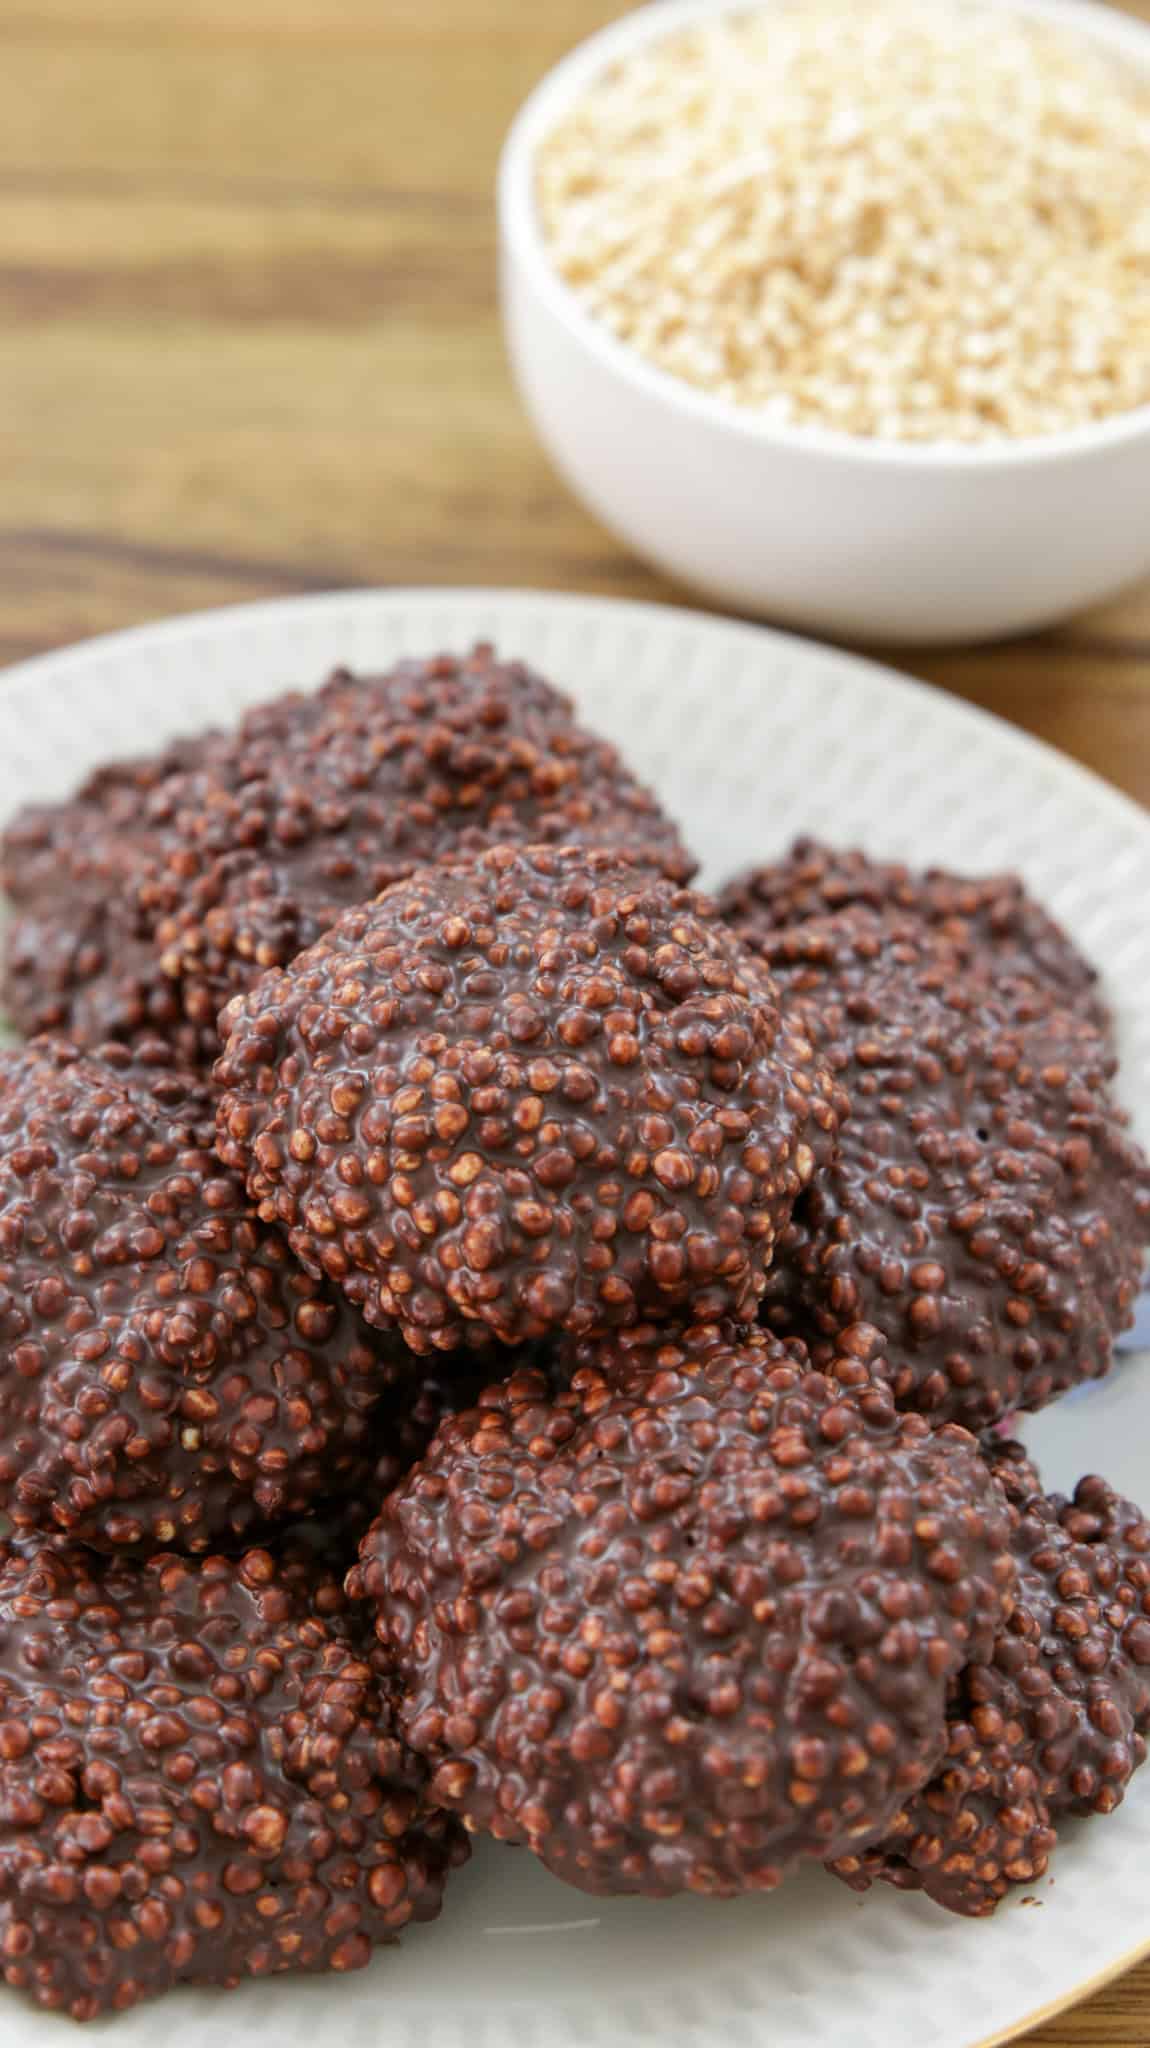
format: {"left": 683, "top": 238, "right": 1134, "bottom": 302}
{"left": 146, "top": 648, "right": 696, "bottom": 1037}
{"left": 2, "top": 736, "right": 229, "bottom": 1065}
{"left": 720, "top": 837, "right": 1106, "bottom": 1025}
{"left": 832, "top": 1452, "right": 1150, "bottom": 1915}
{"left": 4, "top": 649, "right": 695, "bottom": 1064}
{"left": 352, "top": 1323, "right": 1015, "bottom": 1896}
{"left": 0, "top": 1539, "right": 463, "bottom": 2019}
{"left": 759, "top": 913, "right": 1150, "bottom": 1429}
{"left": 0, "top": 1038, "right": 406, "bottom": 1551}
{"left": 216, "top": 845, "right": 846, "bottom": 1350}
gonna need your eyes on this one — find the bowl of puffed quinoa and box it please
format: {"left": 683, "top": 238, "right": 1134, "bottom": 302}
{"left": 498, "top": 0, "right": 1150, "bottom": 644}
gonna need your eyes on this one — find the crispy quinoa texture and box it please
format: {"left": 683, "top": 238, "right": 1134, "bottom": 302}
{"left": 4, "top": 650, "right": 696, "bottom": 1064}
{"left": 0, "top": 1539, "right": 464, "bottom": 2020}
{"left": 216, "top": 845, "right": 846, "bottom": 1351}
{"left": 719, "top": 837, "right": 1106, "bottom": 1027}
{"left": 757, "top": 912, "right": 1150, "bottom": 1430}
{"left": 352, "top": 1323, "right": 1015, "bottom": 1896}
{"left": 0, "top": 1039, "right": 407, "bottom": 1552}
{"left": 831, "top": 1451, "right": 1150, "bottom": 1915}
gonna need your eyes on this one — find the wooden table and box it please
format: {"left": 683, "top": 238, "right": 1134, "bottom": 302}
{"left": 1, "top": 2, "right": 1148, "bottom": 2039}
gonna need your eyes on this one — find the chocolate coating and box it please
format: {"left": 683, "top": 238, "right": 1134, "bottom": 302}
{"left": 759, "top": 912, "right": 1150, "bottom": 1430}
{"left": 720, "top": 837, "right": 1106, "bottom": 1026}
{"left": 352, "top": 1323, "right": 1015, "bottom": 1896}
{"left": 147, "top": 649, "right": 697, "bottom": 1038}
{"left": 832, "top": 1454, "right": 1150, "bottom": 1916}
{"left": 300, "top": 1346, "right": 522, "bottom": 1566}
{"left": 0, "top": 1038, "right": 409, "bottom": 1552}
{"left": 2, "top": 909, "right": 208, "bottom": 1070}
{"left": 216, "top": 844, "right": 846, "bottom": 1350}
{"left": 0, "top": 1539, "right": 462, "bottom": 2020}
{"left": 3, "top": 650, "right": 695, "bottom": 1063}
{"left": 2, "top": 738, "right": 228, "bottom": 1065}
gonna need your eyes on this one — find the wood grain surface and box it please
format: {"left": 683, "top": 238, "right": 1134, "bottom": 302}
{"left": 1, "top": 3, "right": 1148, "bottom": 2042}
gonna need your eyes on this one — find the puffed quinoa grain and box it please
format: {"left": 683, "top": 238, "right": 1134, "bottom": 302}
{"left": 536, "top": 1, "right": 1150, "bottom": 443}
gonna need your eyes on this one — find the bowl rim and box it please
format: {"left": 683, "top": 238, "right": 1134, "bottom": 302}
{"left": 498, "top": 0, "right": 1150, "bottom": 473}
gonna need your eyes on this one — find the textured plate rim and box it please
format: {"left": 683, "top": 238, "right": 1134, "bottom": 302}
{"left": 1, "top": 585, "right": 1147, "bottom": 848}
{"left": 974, "top": 1932, "right": 1150, "bottom": 2048}
{"left": 0, "top": 585, "right": 1147, "bottom": 2048}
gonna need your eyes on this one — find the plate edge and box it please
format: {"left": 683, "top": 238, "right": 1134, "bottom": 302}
{"left": 1, "top": 585, "right": 1146, "bottom": 849}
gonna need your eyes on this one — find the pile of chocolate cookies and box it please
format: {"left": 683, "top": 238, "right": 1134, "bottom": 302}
{"left": 1, "top": 650, "right": 1147, "bottom": 2022}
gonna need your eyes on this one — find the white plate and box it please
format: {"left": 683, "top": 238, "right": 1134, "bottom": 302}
{"left": 0, "top": 589, "right": 1147, "bottom": 2048}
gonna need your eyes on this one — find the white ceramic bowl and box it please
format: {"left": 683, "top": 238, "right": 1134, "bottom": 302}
{"left": 498, "top": 0, "right": 1150, "bottom": 646}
